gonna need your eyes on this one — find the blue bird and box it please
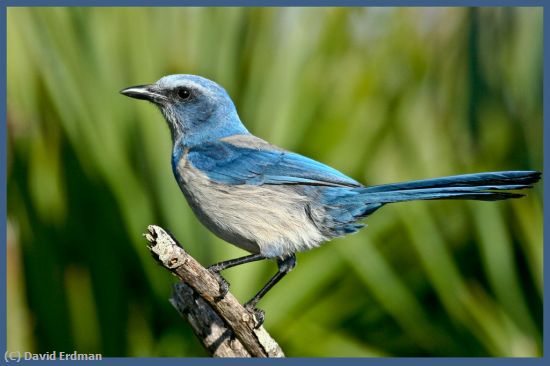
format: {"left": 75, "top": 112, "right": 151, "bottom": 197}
{"left": 121, "top": 74, "right": 541, "bottom": 324}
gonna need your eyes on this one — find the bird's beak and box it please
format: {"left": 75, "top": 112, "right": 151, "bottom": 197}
{"left": 120, "top": 84, "right": 167, "bottom": 103}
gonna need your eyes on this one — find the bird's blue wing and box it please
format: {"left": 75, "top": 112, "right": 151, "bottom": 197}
{"left": 186, "top": 138, "right": 361, "bottom": 188}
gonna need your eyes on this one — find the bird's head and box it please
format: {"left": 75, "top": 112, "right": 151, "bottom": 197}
{"left": 121, "top": 74, "right": 248, "bottom": 146}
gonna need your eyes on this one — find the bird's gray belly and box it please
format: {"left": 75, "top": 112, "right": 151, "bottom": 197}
{"left": 175, "top": 160, "right": 327, "bottom": 258}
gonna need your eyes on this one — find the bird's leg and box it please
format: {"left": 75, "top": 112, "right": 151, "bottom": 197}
{"left": 244, "top": 254, "right": 297, "bottom": 328}
{"left": 208, "top": 253, "right": 267, "bottom": 299}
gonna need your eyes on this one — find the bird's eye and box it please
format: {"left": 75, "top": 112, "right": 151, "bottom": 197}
{"left": 177, "top": 87, "right": 191, "bottom": 100}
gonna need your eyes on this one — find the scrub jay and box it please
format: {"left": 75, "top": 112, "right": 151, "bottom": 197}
{"left": 121, "top": 74, "right": 540, "bottom": 324}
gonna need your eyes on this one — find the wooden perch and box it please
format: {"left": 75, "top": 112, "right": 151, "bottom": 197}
{"left": 144, "top": 225, "right": 285, "bottom": 358}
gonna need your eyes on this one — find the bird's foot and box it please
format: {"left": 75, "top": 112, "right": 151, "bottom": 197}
{"left": 244, "top": 303, "right": 265, "bottom": 328}
{"left": 207, "top": 266, "right": 230, "bottom": 301}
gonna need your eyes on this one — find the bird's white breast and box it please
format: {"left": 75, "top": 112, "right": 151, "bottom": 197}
{"left": 175, "top": 151, "right": 327, "bottom": 258}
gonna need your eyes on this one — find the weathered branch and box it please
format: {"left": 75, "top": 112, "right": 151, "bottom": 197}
{"left": 144, "top": 225, "right": 284, "bottom": 358}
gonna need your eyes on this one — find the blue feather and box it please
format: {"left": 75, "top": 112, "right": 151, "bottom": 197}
{"left": 186, "top": 140, "right": 362, "bottom": 188}
{"left": 361, "top": 171, "right": 540, "bottom": 193}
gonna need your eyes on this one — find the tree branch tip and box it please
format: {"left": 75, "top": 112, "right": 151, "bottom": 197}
{"left": 145, "top": 225, "right": 187, "bottom": 269}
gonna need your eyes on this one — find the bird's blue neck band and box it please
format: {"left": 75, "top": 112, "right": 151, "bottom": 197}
{"left": 171, "top": 113, "right": 250, "bottom": 169}
{"left": 178, "top": 122, "right": 249, "bottom": 148}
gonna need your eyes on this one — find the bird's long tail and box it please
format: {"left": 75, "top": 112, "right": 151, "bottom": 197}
{"left": 322, "top": 171, "right": 541, "bottom": 236}
{"left": 359, "top": 170, "right": 541, "bottom": 203}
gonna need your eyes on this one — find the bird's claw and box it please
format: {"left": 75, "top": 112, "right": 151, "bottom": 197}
{"left": 207, "top": 267, "right": 230, "bottom": 301}
{"left": 244, "top": 303, "right": 265, "bottom": 328}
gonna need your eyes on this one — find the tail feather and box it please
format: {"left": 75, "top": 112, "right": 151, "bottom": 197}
{"left": 321, "top": 171, "right": 541, "bottom": 237}
{"left": 361, "top": 186, "right": 526, "bottom": 203}
{"left": 361, "top": 171, "right": 541, "bottom": 195}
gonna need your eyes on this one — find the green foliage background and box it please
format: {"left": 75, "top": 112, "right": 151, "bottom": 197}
{"left": 7, "top": 7, "right": 543, "bottom": 357}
